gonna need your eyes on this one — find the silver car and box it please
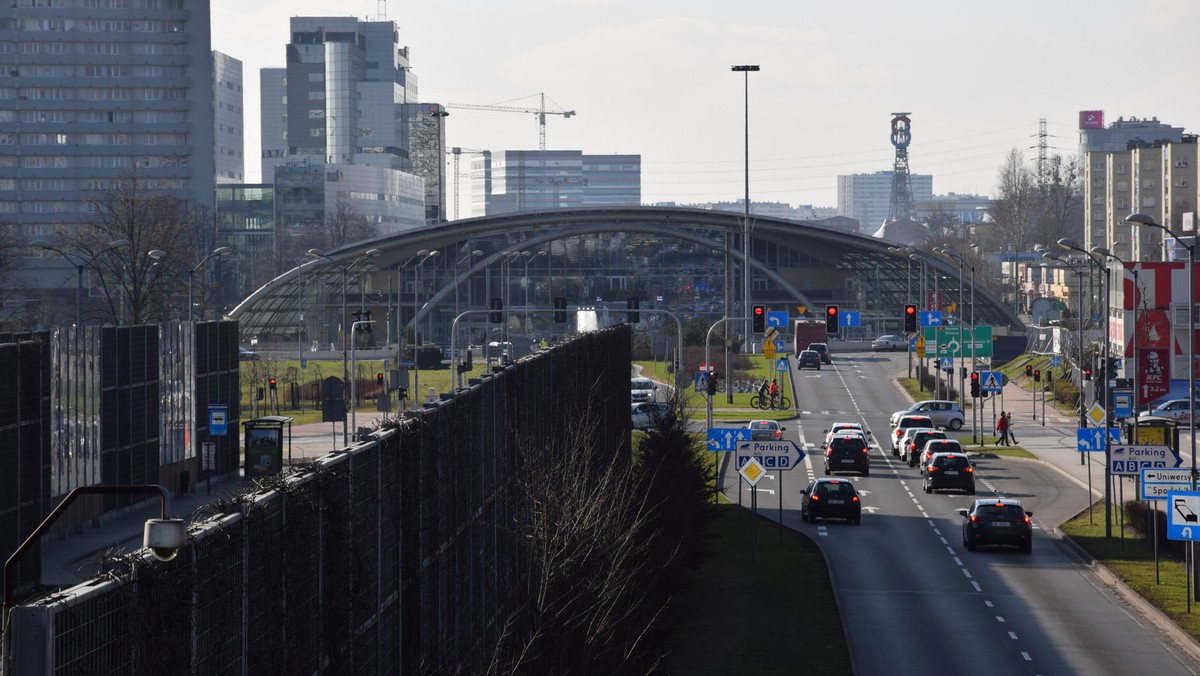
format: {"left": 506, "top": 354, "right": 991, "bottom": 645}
{"left": 1139, "top": 399, "right": 1200, "bottom": 427}
{"left": 872, "top": 335, "right": 909, "bottom": 351}
{"left": 890, "top": 400, "right": 965, "bottom": 430}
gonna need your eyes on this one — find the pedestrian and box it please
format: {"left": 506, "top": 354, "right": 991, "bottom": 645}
{"left": 769, "top": 378, "right": 780, "bottom": 408}
{"left": 995, "top": 410, "right": 1010, "bottom": 446}
{"left": 1006, "top": 411, "right": 1018, "bottom": 444}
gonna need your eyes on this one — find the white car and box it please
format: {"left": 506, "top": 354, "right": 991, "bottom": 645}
{"left": 823, "top": 422, "right": 870, "bottom": 449}
{"left": 891, "top": 414, "right": 935, "bottom": 453}
{"left": 872, "top": 335, "right": 909, "bottom": 351}
{"left": 631, "top": 377, "right": 657, "bottom": 402}
{"left": 1139, "top": 399, "right": 1200, "bottom": 427}
{"left": 889, "top": 400, "right": 966, "bottom": 430}
{"left": 631, "top": 401, "right": 671, "bottom": 430}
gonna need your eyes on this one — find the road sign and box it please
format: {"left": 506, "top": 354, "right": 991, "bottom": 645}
{"left": 736, "top": 440, "right": 807, "bottom": 471}
{"left": 208, "top": 404, "right": 229, "bottom": 436}
{"left": 739, "top": 457, "right": 767, "bottom": 487}
{"left": 920, "top": 311, "right": 943, "bottom": 327}
{"left": 1076, "top": 427, "right": 1120, "bottom": 452}
{"left": 922, "top": 326, "right": 994, "bottom": 358}
{"left": 1142, "top": 468, "right": 1195, "bottom": 501}
{"left": 694, "top": 372, "right": 708, "bottom": 392}
{"left": 1110, "top": 444, "right": 1182, "bottom": 475}
{"left": 1086, "top": 403, "right": 1107, "bottom": 427}
{"left": 979, "top": 371, "right": 1002, "bottom": 393}
{"left": 914, "top": 334, "right": 924, "bottom": 353}
{"left": 1051, "top": 355, "right": 1061, "bottom": 367}
{"left": 1167, "top": 491, "right": 1200, "bottom": 541}
{"left": 763, "top": 342, "right": 777, "bottom": 359}
{"left": 775, "top": 358, "right": 788, "bottom": 372}
{"left": 1112, "top": 389, "right": 1133, "bottom": 418}
{"left": 767, "top": 311, "right": 788, "bottom": 328}
{"left": 939, "top": 357, "right": 953, "bottom": 372}
{"left": 707, "top": 427, "right": 752, "bottom": 452}
{"left": 841, "top": 311, "right": 860, "bottom": 328}
{"left": 763, "top": 326, "right": 779, "bottom": 344}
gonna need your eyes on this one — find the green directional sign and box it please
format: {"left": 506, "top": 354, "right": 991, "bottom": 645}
{"left": 922, "top": 325, "right": 993, "bottom": 358}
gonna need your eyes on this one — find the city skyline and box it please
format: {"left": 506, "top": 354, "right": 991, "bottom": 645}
{"left": 212, "top": 0, "right": 1200, "bottom": 210}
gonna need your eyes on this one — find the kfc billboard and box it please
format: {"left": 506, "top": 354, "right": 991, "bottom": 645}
{"left": 1140, "top": 347, "right": 1170, "bottom": 402}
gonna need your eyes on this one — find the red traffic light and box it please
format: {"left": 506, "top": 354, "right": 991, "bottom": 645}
{"left": 268, "top": 378, "right": 277, "bottom": 390}
{"left": 905, "top": 306, "right": 916, "bottom": 315}
{"left": 753, "top": 306, "right": 764, "bottom": 316}
{"left": 827, "top": 306, "right": 837, "bottom": 316}
{"left": 970, "top": 372, "right": 979, "bottom": 382}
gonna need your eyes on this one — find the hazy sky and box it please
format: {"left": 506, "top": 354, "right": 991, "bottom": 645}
{"left": 212, "top": 0, "right": 1199, "bottom": 211}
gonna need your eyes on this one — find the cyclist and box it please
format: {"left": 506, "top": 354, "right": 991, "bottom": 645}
{"left": 768, "top": 378, "right": 780, "bottom": 408}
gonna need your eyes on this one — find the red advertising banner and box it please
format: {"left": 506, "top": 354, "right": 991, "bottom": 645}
{"left": 1140, "top": 347, "right": 1170, "bottom": 402}
{"left": 1079, "top": 110, "right": 1104, "bottom": 129}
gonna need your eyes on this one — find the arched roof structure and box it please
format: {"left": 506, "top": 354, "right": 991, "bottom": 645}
{"left": 228, "top": 206, "right": 1022, "bottom": 342}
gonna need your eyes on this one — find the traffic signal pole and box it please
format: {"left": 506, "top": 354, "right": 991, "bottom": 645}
{"left": 706, "top": 317, "right": 747, "bottom": 498}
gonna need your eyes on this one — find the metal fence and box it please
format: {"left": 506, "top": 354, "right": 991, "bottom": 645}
{"left": 7, "top": 326, "right": 631, "bottom": 674}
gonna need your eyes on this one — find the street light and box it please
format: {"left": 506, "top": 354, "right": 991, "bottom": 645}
{"left": 185, "top": 246, "right": 233, "bottom": 321}
{"left": 306, "top": 247, "right": 382, "bottom": 445}
{"left": 732, "top": 64, "right": 760, "bottom": 349}
{"left": 1043, "top": 253, "right": 1088, "bottom": 437}
{"left": 453, "top": 248, "right": 484, "bottom": 344}
{"left": 32, "top": 238, "right": 130, "bottom": 326}
{"left": 937, "top": 247, "right": 974, "bottom": 440}
{"left": 522, "top": 250, "right": 547, "bottom": 331}
{"left": 1059, "top": 237, "right": 1112, "bottom": 537}
{"left": 412, "top": 249, "right": 440, "bottom": 409}
{"left": 1128, "top": 213, "right": 1196, "bottom": 487}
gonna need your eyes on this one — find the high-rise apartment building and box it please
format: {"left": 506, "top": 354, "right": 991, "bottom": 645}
{"left": 213, "top": 51, "right": 243, "bottom": 184}
{"left": 470, "top": 150, "right": 641, "bottom": 216}
{"left": 0, "top": 0, "right": 215, "bottom": 290}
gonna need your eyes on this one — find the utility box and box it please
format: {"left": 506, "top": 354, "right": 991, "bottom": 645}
{"left": 1124, "top": 416, "right": 1179, "bottom": 451}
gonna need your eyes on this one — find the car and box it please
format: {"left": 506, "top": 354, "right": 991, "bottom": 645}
{"left": 872, "top": 335, "right": 909, "bottom": 351}
{"left": 631, "top": 401, "right": 671, "bottom": 430}
{"left": 890, "top": 414, "right": 934, "bottom": 453}
{"left": 889, "top": 400, "right": 966, "bottom": 430}
{"left": 823, "top": 422, "right": 870, "bottom": 449}
{"left": 748, "top": 419, "right": 785, "bottom": 440}
{"left": 796, "top": 350, "right": 822, "bottom": 370}
{"left": 918, "top": 438, "right": 965, "bottom": 474}
{"left": 961, "top": 498, "right": 1033, "bottom": 553}
{"left": 239, "top": 346, "right": 261, "bottom": 361}
{"left": 631, "top": 377, "right": 657, "bottom": 402}
{"left": 809, "top": 342, "right": 832, "bottom": 364}
{"left": 924, "top": 452, "right": 976, "bottom": 494}
{"left": 824, "top": 433, "right": 870, "bottom": 476}
{"left": 1139, "top": 399, "right": 1200, "bottom": 426}
{"left": 903, "top": 429, "right": 948, "bottom": 465}
{"left": 801, "top": 477, "right": 862, "bottom": 524}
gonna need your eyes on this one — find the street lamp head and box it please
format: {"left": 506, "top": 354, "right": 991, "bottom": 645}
{"left": 731, "top": 65, "right": 761, "bottom": 72}
{"left": 363, "top": 248, "right": 382, "bottom": 257}
{"left": 306, "top": 248, "right": 325, "bottom": 259}
{"left": 1042, "top": 253, "right": 1060, "bottom": 263}
{"left": 417, "top": 249, "right": 430, "bottom": 257}
{"left": 1057, "top": 237, "right": 1083, "bottom": 252}
{"left": 1090, "top": 246, "right": 1111, "bottom": 257}
{"left": 148, "top": 249, "right": 168, "bottom": 261}
{"left": 212, "top": 246, "right": 234, "bottom": 257}
{"left": 1126, "top": 213, "right": 1159, "bottom": 227}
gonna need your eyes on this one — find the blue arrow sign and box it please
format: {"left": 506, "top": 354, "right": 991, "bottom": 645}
{"left": 841, "top": 311, "right": 860, "bottom": 328}
{"left": 707, "top": 427, "right": 753, "bottom": 452}
{"left": 1167, "top": 491, "right": 1200, "bottom": 541}
{"left": 736, "top": 439, "right": 807, "bottom": 470}
{"left": 920, "top": 311, "right": 943, "bottom": 327}
{"left": 766, "top": 311, "right": 788, "bottom": 328}
{"left": 1077, "top": 427, "right": 1120, "bottom": 452}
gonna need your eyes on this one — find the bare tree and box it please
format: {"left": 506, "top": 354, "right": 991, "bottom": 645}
{"left": 71, "top": 169, "right": 211, "bottom": 325}
{"left": 1036, "top": 155, "right": 1084, "bottom": 247}
{"left": 323, "top": 200, "right": 379, "bottom": 249}
{"left": 984, "top": 148, "right": 1041, "bottom": 254}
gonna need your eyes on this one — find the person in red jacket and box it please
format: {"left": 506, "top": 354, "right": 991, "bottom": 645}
{"left": 995, "top": 410, "right": 1010, "bottom": 446}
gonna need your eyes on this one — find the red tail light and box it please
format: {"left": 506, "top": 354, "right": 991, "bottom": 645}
{"left": 927, "top": 466, "right": 938, "bottom": 473}
{"left": 851, "top": 495, "right": 860, "bottom": 503}
{"left": 1023, "top": 515, "right": 1031, "bottom": 524}
{"left": 825, "top": 449, "right": 832, "bottom": 457}
{"left": 970, "top": 515, "right": 979, "bottom": 523}
{"left": 862, "top": 448, "right": 869, "bottom": 455}
{"left": 810, "top": 494, "right": 821, "bottom": 502}
{"left": 965, "top": 466, "right": 974, "bottom": 473}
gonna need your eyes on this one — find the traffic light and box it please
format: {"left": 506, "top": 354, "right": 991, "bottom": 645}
{"left": 1046, "top": 370, "right": 1054, "bottom": 384}
{"left": 970, "top": 372, "right": 980, "bottom": 398}
{"left": 626, "top": 297, "right": 640, "bottom": 323}
{"left": 352, "top": 309, "right": 373, "bottom": 334}
{"left": 705, "top": 372, "right": 718, "bottom": 397}
{"left": 489, "top": 298, "right": 503, "bottom": 323}
{"left": 268, "top": 378, "right": 277, "bottom": 391}
{"left": 1025, "top": 364, "right": 1033, "bottom": 378}
{"left": 903, "top": 304, "right": 917, "bottom": 333}
{"left": 752, "top": 305, "right": 766, "bottom": 333}
{"left": 1084, "top": 367, "right": 1093, "bottom": 381}
{"left": 1033, "top": 369, "right": 1041, "bottom": 383}
{"left": 825, "top": 305, "right": 839, "bottom": 334}
{"left": 553, "top": 296, "right": 567, "bottom": 323}
{"left": 376, "top": 372, "right": 384, "bottom": 386}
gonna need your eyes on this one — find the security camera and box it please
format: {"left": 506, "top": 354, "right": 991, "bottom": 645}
{"left": 143, "top": 518, "right": 188, "bottom": 562}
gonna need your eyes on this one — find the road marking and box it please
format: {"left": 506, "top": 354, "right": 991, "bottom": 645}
{"left": 1008, "top": 632, "right": 1018, "bottom": 640}
{"left": 953, "top": 557, "right": 963, "bottom": 566}
{"left": 1021, "top": 652, "right": 1031, "bottom": 661}
{"left": 985, "top": 601, "right": 994, "bottom": 608}
{"left": 971, "top": 581, "right": 982, "bottom": 592}
{"left": 962, "top": 568, "right": 973, "bottom": 579}
{"left": 995, "top": 616, "right": 1006, "bottom": 623}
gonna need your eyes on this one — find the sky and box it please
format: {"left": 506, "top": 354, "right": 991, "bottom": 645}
{"left": 211, "top": 0, "right": 1200, "bottom": 213}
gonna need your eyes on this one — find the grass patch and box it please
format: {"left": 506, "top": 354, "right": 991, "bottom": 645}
{"left": 1061, "top": 506, "right": 1200, "bottom": 639}
{"left": 664, "top": 503, "right": 851, "bottom": 675}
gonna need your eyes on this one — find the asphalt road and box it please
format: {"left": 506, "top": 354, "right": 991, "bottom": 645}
{"left": 719, "top": 350, "right": 1200, "bottom": 676}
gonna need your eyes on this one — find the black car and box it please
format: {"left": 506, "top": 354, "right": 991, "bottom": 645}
{"left": 801, "top": 477, "right": 862, "bottom": 524}
{"left": 961, "top": 499, "right": 1033, "bottom": 553}
{"left": 902, "top": 429, "right": 947, "bottom": 464}
{"left": 924, "top": 453, "right": 975, "bottom": 494}
{"left": 809, "top": 342, "right": 832, "bottom": 364}
{"left": 824, "top": 433, "right": 870, "bottom": 476}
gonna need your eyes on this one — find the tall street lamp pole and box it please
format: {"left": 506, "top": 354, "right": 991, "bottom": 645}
{"left": 1044, "top": 254, "right": 1088, "bottom": 435}
{"left": 412, "top": 250, "right": 440, "bottom": 409}
{"left": 523, "top": 250, "right": 547, "bottom": 332}
{"left": 732, "top": 64, "right": 759, "bottom": 350}
{"left": 1059, "top": 238, "right": 1112, "bottom": 536}
{"left": 33, "top": 239, "right": 130, "bottom": 326}
{"left": 307, "top": 247, "right": 382, "bottom": 445}
{"left": 186, "top": 247, "right": 233, "bottom": 321}
{"left": 453, "top": 248, "right": 483, "bottom": 350}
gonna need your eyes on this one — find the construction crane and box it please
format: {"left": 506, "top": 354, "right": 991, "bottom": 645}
{"left": 446, "top": 93, "right": 575, "bottom": 151}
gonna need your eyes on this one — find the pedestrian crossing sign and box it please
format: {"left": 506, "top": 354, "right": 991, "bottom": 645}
{"left": 979, "top": 370, "right": 1002, "bottom": 393}
{"left": 776, "top": 358, "right": 788, "bottom": 372}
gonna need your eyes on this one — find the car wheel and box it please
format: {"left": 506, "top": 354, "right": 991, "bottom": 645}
{"left": 852, "top": 515, "right": 861, "bottom": 525}
{"left": 1021, "top": 541, "right": 1032, "bottom": 554}
{"left": 824, "top": 467, "right": 830, "bottom": 476}
{"left": 923, "top": 482, "right": 931, "bottom": 494}
{"left": 949, "top": 419, "right": 963, "bottom": 431}
{"left": 968, "top": 486, "right": 976, "bottom": 495}
{"left": 965, "top": 536, "right": 976, "bottom": 552}
{"left": 816, "top": 366, "right": 821, "bottom": 370}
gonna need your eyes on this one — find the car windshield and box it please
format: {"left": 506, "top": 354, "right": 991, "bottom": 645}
{"left": 631, "top": 379, "right": 653, "bottom": 390}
